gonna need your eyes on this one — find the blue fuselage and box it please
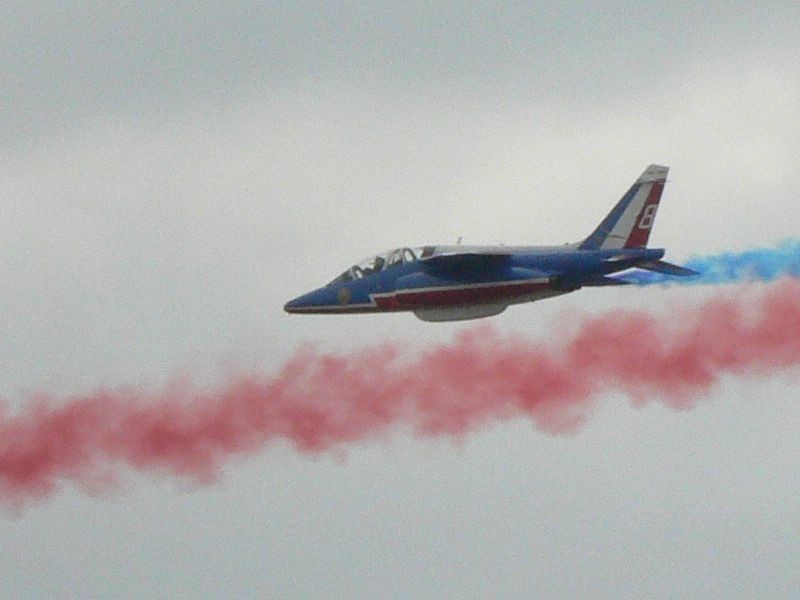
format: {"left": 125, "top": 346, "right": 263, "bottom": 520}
{"left": 284, "top": 245, "right": 665, "bottom": 318}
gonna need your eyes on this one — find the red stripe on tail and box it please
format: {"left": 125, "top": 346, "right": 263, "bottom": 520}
{"left": 625, "top": 181, "right": 664, "bottom": 248}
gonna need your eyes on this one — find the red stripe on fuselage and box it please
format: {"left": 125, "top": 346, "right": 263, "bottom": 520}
{"left": 288, "top": 279, "right": 551, "bottom": 314}
{"left": 384, "top": 279, "right": 550, "bottom": 308}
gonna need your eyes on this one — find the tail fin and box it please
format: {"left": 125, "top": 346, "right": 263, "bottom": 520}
{"left": 579, "top": 165, "right": 669, "bottom": 250}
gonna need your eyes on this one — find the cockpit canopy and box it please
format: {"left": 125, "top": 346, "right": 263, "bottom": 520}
{"left": 328, "top": 246, "right": 434, "bottom": 285}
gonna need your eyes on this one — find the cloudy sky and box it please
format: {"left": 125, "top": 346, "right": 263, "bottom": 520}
{"left": 2, "top": 3, "right": 799, "bottom": 598}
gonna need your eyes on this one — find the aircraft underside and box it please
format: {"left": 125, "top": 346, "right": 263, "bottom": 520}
{"left": 412, "top": 289, "right": 570, "bottom": 322}
{"left": 287, "top": 278, "right": 572, "bottom": 321}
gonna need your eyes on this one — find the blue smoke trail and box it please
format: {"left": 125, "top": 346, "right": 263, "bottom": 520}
{"left": 619, "top": 239, "right": 800, "bottom": 286}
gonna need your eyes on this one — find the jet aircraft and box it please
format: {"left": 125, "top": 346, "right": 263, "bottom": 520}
{"left": 285, "top": 165, "right": 697, "bottom": 322}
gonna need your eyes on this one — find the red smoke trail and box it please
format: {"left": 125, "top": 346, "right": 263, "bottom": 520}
{"left": 2, "top": 279, "right": 800, "bottom": 508}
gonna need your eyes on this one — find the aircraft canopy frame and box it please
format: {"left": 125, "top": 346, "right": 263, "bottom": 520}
{"left": 328, "top": 246, "right": 434, "bottom": 285}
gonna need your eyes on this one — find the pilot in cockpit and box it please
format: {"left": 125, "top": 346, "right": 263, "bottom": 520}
{"left": 363, "top": 256, "right": 385, "bottom": 276}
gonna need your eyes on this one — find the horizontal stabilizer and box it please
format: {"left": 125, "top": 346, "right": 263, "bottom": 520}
{"left": 638, "top": 260, "right": 699, "bottom": 277}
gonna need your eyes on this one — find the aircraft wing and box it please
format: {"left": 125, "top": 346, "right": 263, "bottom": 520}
{"left": 420, "top": 252, "right": 513, "bottom": 272}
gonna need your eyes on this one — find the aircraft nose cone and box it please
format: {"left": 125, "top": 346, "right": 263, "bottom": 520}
{"left": 284, "top": 287, "right": 335, "bottom": 313}
{"left": 283, "top": 297, "right": 301, "bottom": 313}
{"left": 284, "top": 294, "right": 311, "bottom": 313}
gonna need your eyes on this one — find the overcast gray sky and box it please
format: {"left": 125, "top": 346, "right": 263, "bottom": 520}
{"left": 2, "top": 3, "right": 799, "bottom": 598}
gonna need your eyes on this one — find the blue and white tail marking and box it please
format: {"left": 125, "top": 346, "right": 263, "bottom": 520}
{"left": 580, "top": 165, "right": 668, "bottom": 250}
